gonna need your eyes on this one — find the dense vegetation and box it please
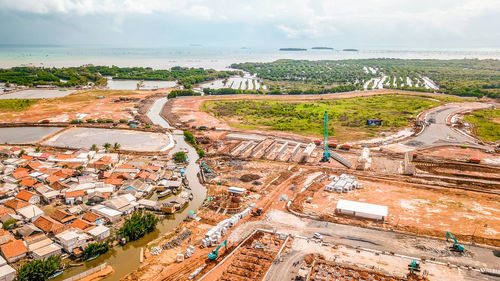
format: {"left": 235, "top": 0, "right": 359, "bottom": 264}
{"left": 173, "top": 151, "right": 187, "bottom": 162}
{"left": 202, "top": 94, "right": 445, "bottom": 140}
{"left": 167, "top": 89, "right": 201, "bottom": 98}
{"left": 0, "top": 65, "right": 235, "bottom": 89}
{"left": 184, "top": 131, "right": 204, "bottom": 158}
{"left": 0, "top": 99, "right": 37, "bottom": 112}
{"left": 82, "top": 241, "right": 110, "bottom": 260}
{"left": 119, "top": 211, "right": 158, "bottom": 242}
{"left": 14, "top": 256, "right": 61, "bottom": 281}
{"left": 464, "top": 108, "right": 500, "bottom": 142}
{"left": 231, "top": 59, "right": 500, "bottom": 98}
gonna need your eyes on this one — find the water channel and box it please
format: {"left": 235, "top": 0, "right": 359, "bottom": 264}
{"left": 55, "top": 98, "right": 206, "bottom": 281}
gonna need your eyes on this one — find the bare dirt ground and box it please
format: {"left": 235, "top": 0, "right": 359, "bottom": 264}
{"left": 78, "top": 265, "right": 114, "bottom": 281}
{"left": 419, "top": 146, "right": 500, "bottom": 163}
{"left": 0, "top": 89, "right": 165, "bottom": 123}
{"left": 300, "top": 176, "right": 500, "bottom": 244}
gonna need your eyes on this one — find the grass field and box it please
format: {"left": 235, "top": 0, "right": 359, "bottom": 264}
{"left": 202, "top": 94, "right": 447, "bottom": 141}
{"left": 464, "top": 108, "right": 500, "bottom": 142}
{"left": 0, "top": 99, "right": 37, "bottom": 112}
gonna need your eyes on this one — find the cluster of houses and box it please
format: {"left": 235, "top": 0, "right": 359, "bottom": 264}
{"left": 0, "top": 145, "right": 184, "bottom": 280}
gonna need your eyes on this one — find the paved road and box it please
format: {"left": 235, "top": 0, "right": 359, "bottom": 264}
{"left": 404, "top": 105, "right": 480, "bottom": 148}
{"left": 235, "top": 211, "right": 499, "bottom": 270}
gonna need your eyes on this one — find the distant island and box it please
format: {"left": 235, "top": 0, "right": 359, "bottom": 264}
{"left": 312, "top": 47, "right": 333, "bottom": 50}
{"left": 279, "top": 48, "right": 307, "bottom": 51}
{"left": 343, "top": 48, "right": 359, "bottom": 51}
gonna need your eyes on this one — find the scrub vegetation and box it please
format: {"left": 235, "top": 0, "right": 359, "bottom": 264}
{"left": 464, "top": 108, "right": 500, "bottom": 142}
{"left": 0, "top": 99, "right": 37, "bottom": 112}
{"left": 0, "top": 65, "right": 236, "bottom": 89}
{"left": 202, "top": 94, "right": 445, "bottom": 139}
{"left": 231, "top": 59, "right": 500, "bottom": 98}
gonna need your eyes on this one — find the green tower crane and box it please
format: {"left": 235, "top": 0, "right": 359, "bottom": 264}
{"left": 321, "top": 110, "right": 331, "bottom": 162}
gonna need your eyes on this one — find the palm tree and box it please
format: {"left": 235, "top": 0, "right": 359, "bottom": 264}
{"left": 90, "top": 144, "right": 98, "bottom": 152}
{"left": 113, "top": 142, "right": 121, "bottom": 151}
{"left": 103, "top": 143, "right": 111, "bottom": 152}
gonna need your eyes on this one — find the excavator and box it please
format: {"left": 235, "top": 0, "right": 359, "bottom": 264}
{"left": 208, "top": 240, "right": 227, "bottom": 260}
{"left": 446, "top": 232, "right": 465, "bottom": 252}
{"left": 408, "top": 260, "right": 421, "bottom": 274}
{"left": 201, "top": 162, "right": 211, "bottom": 173}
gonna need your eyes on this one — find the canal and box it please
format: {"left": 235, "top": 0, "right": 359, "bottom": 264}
{"left": 55, "top": 98, "right": 206, "bottom": 280}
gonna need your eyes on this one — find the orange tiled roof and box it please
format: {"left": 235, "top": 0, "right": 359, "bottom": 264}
{"left": 33, "top": 216, "right": 64, "bottom": 234}
{"left": 82, "top": 212, "right": 102, "bottom": 223}
{"left": 46, "top": 175, "right": 62, "bottom": 185}
{"left": 20, "top": 155, "right": 34, "bottom": 161}
{"left": 135, "top": 171, "right": 150, "bottom": 179}
{"left": 65, "top": 190, "right": 85, "bottom": 198}
{"left": 0, "top": 239, "right": 27, "bottom": 259}
{"left": 71, "top": 219, "right": 92, "bottom": 231}
{"left": 15, "top": 190, "right": 36, "bottom": 202}
{"left": 141, "top": 165, "right": 160, "bottom": 171}
{"left": 3, "top": 199, "right": 30, "bottom": 210}
{"left": 103, "top": 178, "right": 122, "bottom": 185}
{"left": 50, "top": 209, "right": 76, "bottom": 224}
{"left": 19, "top": 178, "right": 37, "bottom": 188}
{"left": 26, "top": 161, "right": 43, "bottom": 170}
{"left": 0, "top": 206, "right": 15, "bottom": 218}
{"left": 12, "top": 170, "right": 30, "bottom": 180}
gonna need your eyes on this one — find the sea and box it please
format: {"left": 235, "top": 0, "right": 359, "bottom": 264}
{"left": 1, "top": 46, "right": 499, "bottom": 70}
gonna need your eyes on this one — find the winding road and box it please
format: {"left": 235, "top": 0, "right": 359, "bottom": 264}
{"left": 404, "top": 103, "right": 490, "bottom": 148}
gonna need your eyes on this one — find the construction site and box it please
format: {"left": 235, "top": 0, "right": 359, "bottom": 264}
{"left": 120, "top": 91, "right": 500, "bottom": 281}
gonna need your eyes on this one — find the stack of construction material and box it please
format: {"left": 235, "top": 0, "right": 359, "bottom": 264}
{"left": 202, "top": 205, "right": 255, "bottom": 247}
{"left": 324, "top": 174, "right": 363, "bottom": 193}
{"left": 150, "top": 246, "right": 162, "bottom": 255}
{"left": 185, "top": 245, "right": 196, "bottom": 258}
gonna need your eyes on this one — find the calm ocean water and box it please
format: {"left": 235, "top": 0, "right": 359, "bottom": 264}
{"left": 0, "top": 46, "right": 499, "bottom": 70}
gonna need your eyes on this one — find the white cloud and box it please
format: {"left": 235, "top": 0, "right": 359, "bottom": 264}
{"left": 0, "top": 0, "right": 499, "bottom": 47}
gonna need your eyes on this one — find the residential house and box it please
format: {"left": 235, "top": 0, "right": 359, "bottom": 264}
{"left": 120, "top": 179, "right": 153, "bottom": 197}
{"left": 70, "top": 219, "right": 93, "bottom": 231}
{"left": 0, "top": 230, "right": 13, "bottom": 245}
{"left": 16, "top": 224, "right": 43, "bottom": 238}
{"left": 81, "top": 212, "right": 105, "bottom": 225}
{"left": 90, "top": 205, "right": 121, "bottom": 223}
{"left": 3, "top": 198, "right": 30, "bottom": 211}
{"left": 17, "top": 205, "right": 44, "bottom": 222}
{"left": 65, "top": 190, "right": 85, "bottom": 205}
{"left": 87, "top": 225, "right": 110, "bottom": 241}
{"left": 18, "top": 178, "right": 38, "bottom": 188}
{"left": 103, "top": 197, "right": 135, "bottom": 214}
{"left": 88, "top": 156, "right": 113, "bottom": 171}
{"left": 33, "top": 216, "right": 65, "bottom": 235}
{"left": 55, "top": 229, "right": 90, "bottom": 253}
{"left": 31, "top": 243, "right": 62, "bottom": 260}
{"left": 0, "top": 263, "right": 15, "bottom": 281}
{"left": 0, "top": 240, "right": 27, "bottom": 263}
{"left": 50, "top": 209, "right": 76, "bottom": 225}
{"left": 15, "top": 190, "right": 40, "bottom": 204}
{"left": 86, "top": 192, "right": 107, "bottom": 205}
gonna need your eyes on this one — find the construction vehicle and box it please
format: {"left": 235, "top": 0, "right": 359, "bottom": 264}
{"left": 208, "top": 240, "right": 227, "bottom": 260}
{"left": 251, "top": 207, "right": 263, "bottom": 217}
{"left": 408, "top": 260, "right": 421, "bottom": 274}
{"left": 321, "top": 111, "right": 331, "bottom": 162}
{"left": 466, "top": 158, "right": 481, "bottom": 164}
{"left": 446, "top": 232, "right": 465, "bottom": 252}
{"left": 320, "top": 111, "right": 353, "bottom": 168}
{"left": 201, "top": 162, "right": 211, "bottom": 173}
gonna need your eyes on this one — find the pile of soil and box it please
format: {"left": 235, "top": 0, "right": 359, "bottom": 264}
{"left": 240, "top": 174, "right": 261, "bottom": 182}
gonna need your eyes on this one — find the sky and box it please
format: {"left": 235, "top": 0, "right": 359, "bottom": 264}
{"left": 0, "top": 0, "right": 499, "bottom": 49}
